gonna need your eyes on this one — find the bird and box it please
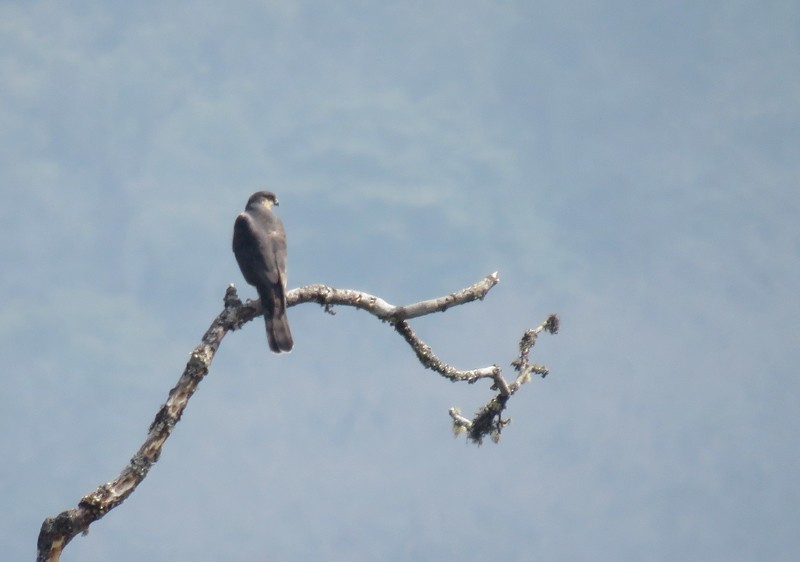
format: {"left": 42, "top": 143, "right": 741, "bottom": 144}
{"left": 232, "top": 190, "right": 294, "bottom": 353}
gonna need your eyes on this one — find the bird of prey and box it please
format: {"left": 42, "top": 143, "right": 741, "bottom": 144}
{"left": 232, "top": 190, "right": 294, "bottom": 353}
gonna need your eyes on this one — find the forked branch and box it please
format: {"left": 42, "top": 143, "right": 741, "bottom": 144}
{"left": 37, "top": 273, "right": 558, "bottom": 561}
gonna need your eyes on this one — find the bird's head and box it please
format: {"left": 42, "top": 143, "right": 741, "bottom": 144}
{"left": 246, "top": 190, "right": 279, "bottom": 210}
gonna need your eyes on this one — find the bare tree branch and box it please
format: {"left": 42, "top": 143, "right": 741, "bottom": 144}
{"left": 450, "top": 313, "right": 560, "bottom": 444}
{"left": 37, "top": 273, "right": 557, "bottom": 561}
{"left": 287, "top": 270, "right": 500, "bottom": 320}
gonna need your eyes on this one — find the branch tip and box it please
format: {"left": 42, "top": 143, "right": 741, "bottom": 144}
{"left": 545, "top": 313, "right": 559, "bottom": 334}
{"left": 223, "top": 284, "right": 241, "bottom": 309}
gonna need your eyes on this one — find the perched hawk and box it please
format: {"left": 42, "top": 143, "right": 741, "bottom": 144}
{"left": 232, "top": 191, "right": 294, "bottom": 353}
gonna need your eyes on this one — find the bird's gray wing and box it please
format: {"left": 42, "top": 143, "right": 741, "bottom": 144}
{"left": 233, "top": 212, "right": 283, "bottom": 288}
{"left": 269, "top": 218, "right": 288, "bottom": 289}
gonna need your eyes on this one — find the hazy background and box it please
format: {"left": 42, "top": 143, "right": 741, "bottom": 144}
{"left": 2, "top": 1, "right": 798, "bottom": 560}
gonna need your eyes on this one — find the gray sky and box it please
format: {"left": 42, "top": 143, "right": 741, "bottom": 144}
{"left": 2, "top": 1, "right": 799, "bottom": 560}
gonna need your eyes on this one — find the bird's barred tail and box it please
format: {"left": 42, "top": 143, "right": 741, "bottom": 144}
{"left": 266, "top": 313, "right": 293, "bottom": 353}
{"left": 258, "top": 287, "right": 293, "bottom": 354}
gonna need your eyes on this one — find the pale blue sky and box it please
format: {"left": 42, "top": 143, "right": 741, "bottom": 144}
{"left": 2, "top": 1, "right": 799, "bottom": 560}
